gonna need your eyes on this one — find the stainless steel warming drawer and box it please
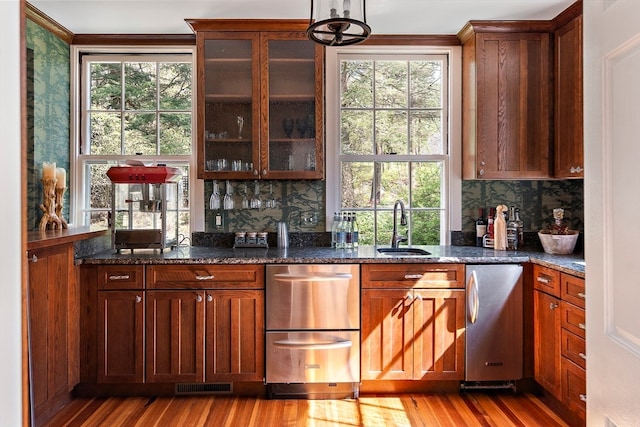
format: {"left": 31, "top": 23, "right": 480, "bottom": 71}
{"left": 265, "top": 264, "right": 360, "bottom": 399}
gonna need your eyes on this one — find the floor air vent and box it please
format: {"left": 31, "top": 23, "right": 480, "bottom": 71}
{"left": 175, "top": 382, "right": 233, "bottom": 395}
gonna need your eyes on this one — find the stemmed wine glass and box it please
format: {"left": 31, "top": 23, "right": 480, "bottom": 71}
{"left": 295, "top": 118, "right": 307, "bottom": 138}
{"left": 282, "top": 118, "right": 294, "bottom": 138}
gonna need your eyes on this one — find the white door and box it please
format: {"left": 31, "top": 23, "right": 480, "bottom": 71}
{"left": 584, "top": 0, "right": 640, "bottom": 425}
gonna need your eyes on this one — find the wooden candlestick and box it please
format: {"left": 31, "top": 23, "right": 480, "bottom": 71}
{"left": 55, "top": 186, "right": 68, "bottom": 229}
{"left": 39, "top": 178, "right": 66, "bottom": 230}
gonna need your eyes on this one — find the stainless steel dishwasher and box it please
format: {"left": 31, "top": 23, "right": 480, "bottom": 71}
{"left": 463, "top": 264, "right": 523, "bottom": 389}
{"left": 265, "top": 264, "right": 360, "bottom": 399}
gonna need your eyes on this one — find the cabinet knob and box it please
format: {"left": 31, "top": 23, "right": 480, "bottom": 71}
{"left": 196, "top": 294, "right": 203, "bottom": 303}
{"left": 406, "top": 294, "right": 413, "bottom": 301}
{"left": 579, "top": 352, "right": 587, "bottom": 360}
{"left": 261, "top": 169, "right": 267, "bottom": 176}
{"left": 135, "top": 295, "right": 142, "bottom": 303}
{"left": 579, "top": 322, "right": 586, "bottom": 330}
{"left": 578, "top": 292, "right": 586, "bottom": 299}
{"left": 207, "top": 294, "right": 213, "bottom": 302}
{"left": 579, "top": 394, "right": 587, "bottom": 403}
{"left": 30, "top": 254, "right": 38, "bottom": 263}
{"left": 479, "top": 169, "right": 485, "bottom": 176}
{"left": 549, "top": 302, "right": 559, "bottom": 310}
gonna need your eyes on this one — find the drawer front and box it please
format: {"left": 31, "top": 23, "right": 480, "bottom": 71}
{"left": 561, "top": 329, "right": 586, "bottom": 370}
{"left": 147, "top": 264, "right": 264, "bottom": 289}
{"left": 561, "top": 273, "right": 585, "bottom": 309}
{"left": 98, "top": 265, "right": 144, "bottom": 290}
{"left": 562, "top": 358, "right": 586, "bottom": 419}
{"left": 361, "top": 264, "right": 465, "bottom": 288}
{"left": 561, "top": 301, "right": 586, "bottom": 339}
{"left": 533, "top": 265, "right": 561, "bottom": 297}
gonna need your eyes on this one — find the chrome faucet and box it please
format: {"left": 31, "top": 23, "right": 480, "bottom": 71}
{"left": 391, "top": 199, "right": 408, "bottom": 248}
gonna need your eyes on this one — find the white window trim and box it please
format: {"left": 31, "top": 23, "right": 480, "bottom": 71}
{"left": 69, "top": 45, "right": 203, "bottom": 232}
{"left": 324, "top": 45, "right": 462, "bottom": 244}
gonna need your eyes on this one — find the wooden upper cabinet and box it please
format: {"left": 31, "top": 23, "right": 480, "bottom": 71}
{"left": 188, "top": 20, "right": 324, "bottom": 180}
{"left": 554, "top": 9, "right": 584, "bottom": 178}
{"left": 460, "top": 23, "right": 552, "bottom": 179}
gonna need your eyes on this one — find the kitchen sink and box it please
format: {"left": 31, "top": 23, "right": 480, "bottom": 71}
{"left": 377, "top": 247, "right": 431, "bottom": 256}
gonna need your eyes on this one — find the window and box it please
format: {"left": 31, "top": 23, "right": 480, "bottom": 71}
{"left": 74, "top": 50, "right": 195, "bottom": 240}
{"left": 326, "top": 48, "right": 460, "bottom": 246}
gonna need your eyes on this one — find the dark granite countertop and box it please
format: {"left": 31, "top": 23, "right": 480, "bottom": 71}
{"left": 79, "top": 245, "right": 585, "bottom": 277}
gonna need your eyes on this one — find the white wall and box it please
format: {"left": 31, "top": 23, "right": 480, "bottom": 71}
{"left": 0, "top": 0, "right": 25, "bottom": 426}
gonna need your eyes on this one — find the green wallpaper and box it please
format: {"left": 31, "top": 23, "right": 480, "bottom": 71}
{"left": 461, "top": 179, "right": 584, "bottom": 233}
{"left": 25, "top": 20, "right": 70, "bottom": 230}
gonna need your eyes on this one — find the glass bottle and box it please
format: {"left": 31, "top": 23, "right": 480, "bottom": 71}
{"left": 475, "top": 208, "right": 486, "bottom": 247}
{"left": 352, "top": 212, "right": 359, "bottom": 248}
{"left": 514, "top": 208, "right": 524, "bottom": 249}
{"left": 344, "top": 212, "right": 353, "bottom": 249}
{"left": 335, "top": 212, "right": 346, "bottom": 249}
{"left": 506, "top": 205, "right": 518, "bottom": 250}
{"left": 331, "top": 212, "right": 340, "bottom": 248}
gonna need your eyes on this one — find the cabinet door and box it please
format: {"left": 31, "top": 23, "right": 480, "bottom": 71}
{"left": 554, "top": 15, "right": 584, "bottom": 178}
{"left": 261, "top": 32, "right": 324, "bottom": 179}
{"left": 197, "top": 31, "right": 260, "bottom": 179}
{"left": 463, "top": 32, "right": 552, "bottom": 179}
{"left": 27, "top": 244, "right": 75, "bottom": 423}
{"left": 413, "top": 290, "right": 465, "bottom": 380}
{"left": 361, "top": 289, "right": 414, "bottom": 380}
{"left": 533, "top": 289, "right": 562, "bottom": 399}
{"left": 146, "top": 290, "right": 205, "bottom": 382}
{"left": 205, "top": 290, "right": 264, "bottom": 381}
{"left": 97, "top": 291, "right": 144, "bottom": 383}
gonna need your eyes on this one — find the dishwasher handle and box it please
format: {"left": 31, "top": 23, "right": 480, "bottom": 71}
{"left": 273, "top": 339, "right": 353, "bottom": 350}
{"left": 467, "top": 270, "right": 479, "bottom": 324}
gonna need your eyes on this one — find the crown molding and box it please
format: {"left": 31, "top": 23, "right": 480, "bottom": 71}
{"left": 26, "top": 2, "right": 74, "bottom": 44}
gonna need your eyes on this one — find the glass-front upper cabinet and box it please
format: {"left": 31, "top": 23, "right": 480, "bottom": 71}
{"left": 190, "top": 20, "right": 324, "bottom": 180}
{"left": 261, "top": 33, "right": 323, "bottom": 179}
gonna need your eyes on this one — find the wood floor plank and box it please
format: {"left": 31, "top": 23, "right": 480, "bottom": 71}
{"left": 43, "top": 392, "right": 572, "bottom": 427}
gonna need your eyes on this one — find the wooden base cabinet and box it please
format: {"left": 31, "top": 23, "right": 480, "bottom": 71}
{"left": 27, "top": 243, "right": 77, "bottom": 425}
{"left": 145, "top": 290, "right": 205, "bottom": 383}
{"left": 533, "top": 264, "right": 586, "bottom": 425}
{"left": 146, "top": 265, "right": 265, "bottom": 384}
{"left": 361, "top": 264, "right": 465, "bottom": 381}
{"left": 96, "top": 265, "right": 145, "bottom": 384}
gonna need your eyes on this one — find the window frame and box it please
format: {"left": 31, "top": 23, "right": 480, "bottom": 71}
{"left": 70, "top": 45, "right": 203, "bottom": 233}
{"left": 324, "top": 45, "right": 462, "bottom": 245}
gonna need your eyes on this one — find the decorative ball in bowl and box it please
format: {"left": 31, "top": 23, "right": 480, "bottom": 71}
{"left": 538, "top": 230, "right": 579, "bottom": 255}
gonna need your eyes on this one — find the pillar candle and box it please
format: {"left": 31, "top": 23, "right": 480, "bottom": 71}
{"left": 42, "top": 162, "right": 56, "bottom": 180}
{"left": 55, "top": 167, "right": 66, "bottom": 189}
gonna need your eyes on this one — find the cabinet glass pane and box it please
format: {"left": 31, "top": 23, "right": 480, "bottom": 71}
{"left": 204, "top": 39, "right": 254, "bottom": 171}
{"left": 268, "top": 40, "right": 316, "bottom": 172}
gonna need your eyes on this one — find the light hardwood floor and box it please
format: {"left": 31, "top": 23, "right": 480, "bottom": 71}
{"left": 44, "top": 392, "right": 569, "bottom": 427}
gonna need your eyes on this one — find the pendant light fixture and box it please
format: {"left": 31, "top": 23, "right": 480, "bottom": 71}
{"left": 307, "top": 0, "right": 371, "bottom": 46}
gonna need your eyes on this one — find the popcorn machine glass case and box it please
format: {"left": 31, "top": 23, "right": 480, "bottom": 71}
{"left": 107, "top": 166, "right": 182, "bottom": 252}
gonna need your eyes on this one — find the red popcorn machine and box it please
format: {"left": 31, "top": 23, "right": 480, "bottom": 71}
{"left": 106, "top": 165, "right": 183, "bottom": 252}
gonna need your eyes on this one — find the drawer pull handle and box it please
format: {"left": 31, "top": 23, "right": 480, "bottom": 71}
{"left": 579, "top": 323, "right": 586, "bottom": 330}
{"left": 579, "top": 394, "right": 587, "bottom": 402}
{"left": 578, "top": 292, "right": 586, "bottom": 299}
{"left": 196, "top": 275, "right": 214, "bottom": 280}
{"left": 109, "top": 275, "right": 130, "bottom": 281}
{"left": 135, "top": 295, "right": 142, "bottom": 303}
{"left": 550, "top": 303, "right": 559, "bottom": 310}
{"left": 537, "top": 276, "right": 551, "bottom": 284}
{"left": 579, "top": 352, "right": 587, "bottom": 360}
{"left": 404, "top": 274, "right": 423, "bottom": 280}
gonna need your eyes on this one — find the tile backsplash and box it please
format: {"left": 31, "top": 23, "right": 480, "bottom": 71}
{"left": 202, "top": 178, "right": 584, "bottom": 248}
